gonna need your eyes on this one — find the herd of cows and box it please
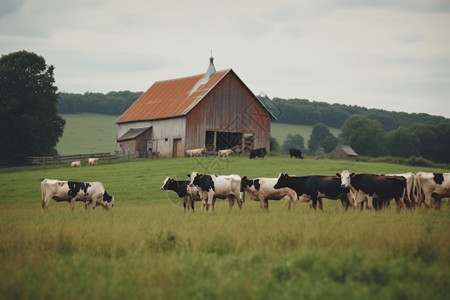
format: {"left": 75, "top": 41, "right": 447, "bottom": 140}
{"left": 160, "top": 171, "right": 449, "bottom": 212}
{"left": 39, "top": 154, "right": 449, "bottom": 212}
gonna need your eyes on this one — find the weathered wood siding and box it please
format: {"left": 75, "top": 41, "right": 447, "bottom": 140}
{"left": 185, "top": 72, "right": 271, "bottom": 150}
{"left": 116, "top": 117, "right": 186, "bottom": 157}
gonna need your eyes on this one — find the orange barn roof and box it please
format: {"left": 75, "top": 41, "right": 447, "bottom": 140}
{"left": 116, "top": 69, "right": 231, "bottom": 124}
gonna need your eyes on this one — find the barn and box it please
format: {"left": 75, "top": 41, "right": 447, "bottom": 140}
{"left": 115, "top": 57, "right": 275, "bottom": 158}
{"left": 330, "top": 145, "right": 358, "bottom": 161}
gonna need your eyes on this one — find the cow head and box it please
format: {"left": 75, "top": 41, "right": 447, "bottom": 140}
{"left": 102, "top": 191, "right": 115, "bottom": 210}
{"left": 336, "top": 170, "right": 355, "bottom": 188}
{"left": 161, "top": 177, "right": 173, "bottom": 190}
{"left": 274, "top": 173, "right": 289, "bottom": 189}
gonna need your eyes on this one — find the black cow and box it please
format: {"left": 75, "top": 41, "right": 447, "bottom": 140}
{"left": 337, "top": 171, "right": 407, "bottom": 211}
{"left": 273, "top": 173, "right": 352, "bottom": 210}
{"left": 161, "top": 177, "right": 200, "bottom": 212}
{"left": 249, "top": 147, "right": 267, "bottom": 159}
{"left": 289, "top": 148, "right": 303, "bottom": 159}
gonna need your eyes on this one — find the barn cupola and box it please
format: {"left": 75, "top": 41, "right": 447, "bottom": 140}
{"left": 204, "top": 56, "right": 216, "bottom": 80}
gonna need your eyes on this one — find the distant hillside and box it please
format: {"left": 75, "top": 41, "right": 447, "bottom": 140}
{"left": 258, "top": 96, "right": 446, "bottom": 132}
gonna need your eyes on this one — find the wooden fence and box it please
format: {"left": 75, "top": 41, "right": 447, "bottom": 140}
{"left": 29, "top": 153, "right": 114, "bottom": 166}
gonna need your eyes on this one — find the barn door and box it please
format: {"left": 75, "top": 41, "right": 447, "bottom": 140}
{"left": 138, "top": 140, "right": 147, "bottom": 158}
{"left": 172, "top": 138, "right": 183, "bottom": 158}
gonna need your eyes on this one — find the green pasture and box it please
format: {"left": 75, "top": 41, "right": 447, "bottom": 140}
{"left": 270, "top": 122, "right": 340, "bottom": 147}
{"left": 57, "top": 114, "right": 119, "bottom": 155}
{"left": 56, "top": 114, "right": 338, "bottom": 155}
{"left": 0, "top": 156, "right": 449, "bottom": 300}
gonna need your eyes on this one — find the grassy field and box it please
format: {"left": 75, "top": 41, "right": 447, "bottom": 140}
{"left": 1, "top": 156, "right": 449, "bottom": 299}
{"left": 57, "top": 114, "right": 119, "bottom": 155}
{"left": 56, "top": 114, "right": 338, "bottom": 155}
{"left": 270, "top": 122, "right": 340, "bottom": 147}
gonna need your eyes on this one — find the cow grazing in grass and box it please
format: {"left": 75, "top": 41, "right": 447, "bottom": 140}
{"left": 218, "top": 149, "right": 233, "bottom": 157}
{"left": 188, "top": 172, "right": 243, "bottom": 212}
{"left": 249, "top": 148, "right": 267, "bottom": 159}
{"left": 161, "top": 177, "right": 200, "bottom": 212}
{"left": 337, "top": 171, "right": 407, "bottom": 211}
{"left": 274, "top": 173, "right": 352, "bottom": 210}
{"left": 415, "top": 172, "right": 450, "bottom": 209}
{"left": 71, "top": 161, "right": 81, "bottom": 167}
{"left": 289, "top": 148, "right": 303, "bottom": 159}
{"left": 41, "top": 179, "right": 114, "bottom": 211}
{"left": 186, "top": 148, "right": 206, "bottom": 157}
{"left": 88, "top": 158, "right": 99, "bottom": 165}
{"left": 241, "top": 176, "right": 297, "bottom": 211}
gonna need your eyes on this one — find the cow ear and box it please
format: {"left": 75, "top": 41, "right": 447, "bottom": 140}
{"left": 336, "top": 173, "right": 341, "bottom": 178}
{"left": 187, "top": 174, "right": 190, "bottom": 178}
{"left": 242, "top": 176, "right": 247, "bottom": 180}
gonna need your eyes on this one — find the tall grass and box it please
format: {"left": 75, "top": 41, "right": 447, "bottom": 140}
{"left": 0, "top": 156, "right": 449, "bottom": 299}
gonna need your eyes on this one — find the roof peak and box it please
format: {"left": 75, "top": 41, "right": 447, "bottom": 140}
{"left": 205, "top": 56, "right": 216, "bottom": 80}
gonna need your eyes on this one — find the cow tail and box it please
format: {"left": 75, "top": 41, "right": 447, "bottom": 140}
{"left": 41, "top": 179, "right": 46, "bottom": 211}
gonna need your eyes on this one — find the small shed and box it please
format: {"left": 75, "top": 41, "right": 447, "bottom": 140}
{"left": 115, "top": 57, "right": 275, "bottom": 158}
{"left": 330, "top": 145, "right": 358, "bottom": 161}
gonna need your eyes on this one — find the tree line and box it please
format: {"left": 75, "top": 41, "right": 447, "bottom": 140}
{"left": 258, "top": 95, "right": 446, "bottom": 131}
{"left": 58, "top": 91, "right": 143, "bottom": 115}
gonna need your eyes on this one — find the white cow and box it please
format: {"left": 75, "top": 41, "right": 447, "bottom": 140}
{"left": 241, "top": 176, "right": 297, "bottom": 211}
{"left": 41, "top": 179, "right": 115, "bottom": 211}
{"left": 218, "top": 149, "right": 233, "bottom": 157}
{"left": 188, "top": 171, "right": 243, "bottom": 212}
{"left": 88, "top": 158, "right": 99, "bottom": 165}
{"left": 186, "top": 148, "right": 206, "bottom": 157}
{"left": 71, "top": 161, "right": 81, "bottom": 167}
{"left": 415, "top": 172, "right": 450, "bottom": 209}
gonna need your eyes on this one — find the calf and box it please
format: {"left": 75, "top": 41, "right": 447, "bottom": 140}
{"left": 218, "top": 149, "right": 233, "bottom": 157}
{"left": 161, "top": 177, "right": 200, "bottom": 212}
{"left": 337, "top": 171, "right": 407, "bottom": 211}
{"left": 71, "top": 161, "right": 81, "bottom": 167}
{"left": 289, "top": 148, "right": 303, "bottom": 159}
{"left": 273, "top": 173, "right": 352, "bottom": 210}
{"left": 249, "top": 148, "right": 267, "bottom": 159}
{"left": 415, "top": 172, "right": 450, "bottom": 209}
{"left": 186, "top": 148, "right": 206, "bottom": 157}
{"left": 241, "top": 176, "right": 298, "bottom": 211}
{"left": 88, "top": 158, "right": 99, "bottom": 165}
{"left": 41, "top": 179, "right": 114, "bottom": 211}
{"left": 188, "top": 172, "right": 243, "bottom": 212}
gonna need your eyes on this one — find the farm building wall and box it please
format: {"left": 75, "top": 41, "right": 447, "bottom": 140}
{"left": 116, "top": 117, "right": 186, "bottom": 158}
{"left": 185, "top": 72, "right": 271, "bottom": 151}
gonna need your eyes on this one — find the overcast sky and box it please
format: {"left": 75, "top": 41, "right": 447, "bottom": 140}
{"left": 1, "top": 0, "right": 449, "bottom": 118}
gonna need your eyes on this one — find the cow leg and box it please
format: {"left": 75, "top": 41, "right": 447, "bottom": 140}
{"left": 42, "top": 197, "right": 51, "bottom": 212}
{"left": 317, "top": 198, "right": 323, "bottom": 211}
{"left": 264, "top": 199, "right": 269, "bottom": 211}
{"left": 69, "top": 198, "right": 76, "bottom": 211}
{"left": 207, "top": 190, "right": 214, "bottom": 212}
{"left": 367, "top": 196, "right": 374, "bottom": 210}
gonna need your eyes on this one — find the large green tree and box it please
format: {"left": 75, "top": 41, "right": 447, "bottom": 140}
{"left": 0, "top": 51, "right": 65, "bottom": 160}
{"left": 308, "top": 123, "right": 338, "bottom": 154}
{"left": 385, "top": 126, "right": 420, "bottom": 158}
{"left": 339, "top": 115, "right": 387, "bottom": 157}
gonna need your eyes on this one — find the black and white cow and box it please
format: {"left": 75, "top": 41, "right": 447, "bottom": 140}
{"left": 415, "top": 172, "right": 450, "bottom": 209}
{"left": 241, "top": 176, "right": 298, "bottom": 211}
{"left": 161, "top": 177, "right": 200, "bottom": 212}
{"left": 337, "top": 171, "right": 407, "bottom": 211}
{"left": 273, "top": 173, "right": 352, "bottom": 210}
{"left": 289, "top": 148, "right": 303, "bottom": 159}
{"left": 41, "top": 179, "right": 114, "bottom": 211}
{"left": 188, "top": 172, "right": 243, "bottom": 212}
{"left": 249, "top": 148, "right": 267, "bottom": 159}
